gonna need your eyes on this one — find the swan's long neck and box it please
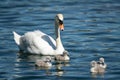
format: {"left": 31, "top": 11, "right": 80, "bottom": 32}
{"left": 55, "top": 19, "right": 64, "bottom": 52}
{"left": 55, "top": 27, "right": 63, "bottom": 48}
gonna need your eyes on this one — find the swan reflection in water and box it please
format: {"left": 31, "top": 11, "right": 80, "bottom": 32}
{"left": 17, "top": 52, "right": 70, "bottom": 76}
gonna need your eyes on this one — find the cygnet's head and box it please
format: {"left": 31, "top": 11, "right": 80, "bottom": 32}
{"left": 91, "top": 61, "right": 97, "bottom": 67}
{"left": 63, "top": 50, "right": 69, "bottom": 56}
{"left": 45, "top": 57, "right": 52, "bottom": 62}
{"left": 99, "top": 57, "right": 105, "bottom": 63}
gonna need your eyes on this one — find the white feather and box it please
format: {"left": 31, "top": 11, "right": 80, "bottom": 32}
{"left": 13, "top": 31, "right": 21, "bottom": 45}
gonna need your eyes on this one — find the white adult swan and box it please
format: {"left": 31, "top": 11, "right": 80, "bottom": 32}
{"left": 13, "top": 14, "right": 66, "bottom": 55}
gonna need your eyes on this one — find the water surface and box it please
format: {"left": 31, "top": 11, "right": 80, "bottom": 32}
{"left": 0, "top": 0, "right": 120, "bottom": 80}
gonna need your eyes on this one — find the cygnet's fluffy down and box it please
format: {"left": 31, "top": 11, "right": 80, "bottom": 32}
{"left": 55, "top": 50, "right": 70, "bottom": 61}
{"left": 90, "top": 57, "right": 107, "bottom": 73}
{"left": 35, "top": 57, "right": 52, "bottom": 68}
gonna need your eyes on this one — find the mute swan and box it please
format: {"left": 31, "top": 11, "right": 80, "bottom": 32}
{"left": 35, "top": 57, "right": 52, "bottom": 68}
{"left": 90, "top": 57, "right": 107, "bottom": 73}
{"left": 55, "top": 50, "right": 70, "bottom": 61}
{"left": 13, "top": 14, "right": 66, "bottom": 55}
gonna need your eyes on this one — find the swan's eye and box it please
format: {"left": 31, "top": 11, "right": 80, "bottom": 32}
{"left": 59, "top": 20, "right": 63, "bottom": 25}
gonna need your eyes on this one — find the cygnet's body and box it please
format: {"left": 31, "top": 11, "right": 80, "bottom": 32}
{"left": 90, "top": 57, "right": 107, "bottom": 73}
{"left": 55, "top": 50, "right": 70, "bottom": 61}
{"left": 35, "top": 57, "right": 52, "bottom": 68}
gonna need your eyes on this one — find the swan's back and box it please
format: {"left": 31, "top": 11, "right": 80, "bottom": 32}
{"left": 15, "top": 30, "right": 56, "bottom": 55}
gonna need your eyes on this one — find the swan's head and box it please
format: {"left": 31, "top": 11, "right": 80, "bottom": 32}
{"left": 55, "top": 14, "right": 64, "bottom": 31}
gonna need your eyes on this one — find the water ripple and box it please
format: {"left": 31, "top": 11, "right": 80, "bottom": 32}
{"left": 0, "top": 0, "right": 120, "bottom": 80}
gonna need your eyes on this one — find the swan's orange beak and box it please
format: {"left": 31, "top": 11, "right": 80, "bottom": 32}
{"left": 59, "top": 24, "right": 64, "bottom": 31}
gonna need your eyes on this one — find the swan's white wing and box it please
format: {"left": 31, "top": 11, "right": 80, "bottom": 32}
{"left": 20, "top": 30, "right": 56, "bottom": 55}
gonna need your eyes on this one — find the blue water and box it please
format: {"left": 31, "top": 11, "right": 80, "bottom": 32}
{"left": 0, "top": 0, "right": 120, "bottom": 80}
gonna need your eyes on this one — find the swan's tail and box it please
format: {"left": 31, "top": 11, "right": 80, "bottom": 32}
{"left": 13, "top": 31, "right": 21, "bottom": 45}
